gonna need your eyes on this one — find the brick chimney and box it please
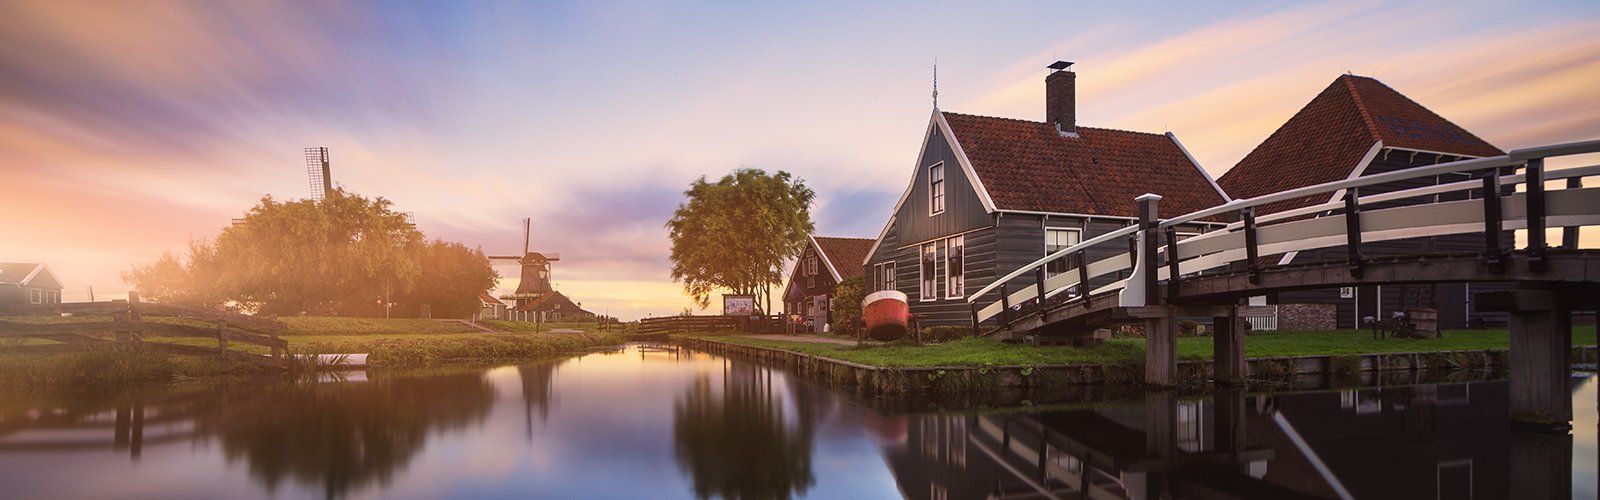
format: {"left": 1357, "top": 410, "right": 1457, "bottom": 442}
{"left": 1045, "top": 61, "right": 1075, "bottom": 134}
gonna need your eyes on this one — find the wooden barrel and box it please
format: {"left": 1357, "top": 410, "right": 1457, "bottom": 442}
{"left": 1407, "top": 308, "right": 1438, "bottom": 335}
{"left": 862, "top": 290, "right": 910, "bottom": 341}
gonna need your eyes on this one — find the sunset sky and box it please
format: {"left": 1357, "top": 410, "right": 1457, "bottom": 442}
{"left": 2, "top": 1, "right": 1597, "bottom": 320}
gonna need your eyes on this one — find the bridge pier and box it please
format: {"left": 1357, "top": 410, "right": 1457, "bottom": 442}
{"left": 1213, "top": 307, "right": 1246, "bottom": 385}
{"left": 1477, "top": 285, "right": 1577, "bottom": 429}
{"left": 1145, "top": 313, "right": 1176, "bottom": 386}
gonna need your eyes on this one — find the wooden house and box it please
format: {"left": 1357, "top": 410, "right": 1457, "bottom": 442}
{"left": 862, "top": 62, "right": 1230, "bottom": 327}
{"left": 476, "top": 293, "right": 509, "bottom": 320}
{"left": 508, "top": 290, "right": 595, "bottom": 323}
{"left": 0, "top": 263, "right": 63, "bottom": 307}
{"left": 1216, "top": 75, "right": 1506, "bottom": 330}
{"left": 783, "top": 235, "right": 874, "bottom": 331}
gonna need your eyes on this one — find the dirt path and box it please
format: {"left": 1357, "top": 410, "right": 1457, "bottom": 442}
{"left": 741, "top": 334, "right": 864, "bottom": 346}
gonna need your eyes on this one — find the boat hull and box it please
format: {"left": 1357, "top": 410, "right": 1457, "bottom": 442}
{"left": 862, "top": 290, "right": 910, "bottom": 341}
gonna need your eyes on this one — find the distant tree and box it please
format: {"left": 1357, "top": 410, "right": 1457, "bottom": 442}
{"left": 666, "top": 169, "right": 814, "bottom": 313}
{"left": 122, "top": 239, "right": 227, "bottom": 309}
{"left": 397, "top": 240, "right": 499, "bottom": 319}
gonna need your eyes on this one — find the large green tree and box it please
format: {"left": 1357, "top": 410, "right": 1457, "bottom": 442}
{"left": 666, "top": 168, "right": 814, "bottom": 312}
{"left": 125, "top": 189, "right": 498, "bottom": 318}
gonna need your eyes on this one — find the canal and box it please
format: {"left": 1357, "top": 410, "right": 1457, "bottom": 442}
{"left": 0, "top": 344, "right": 1595, "bottom": 499}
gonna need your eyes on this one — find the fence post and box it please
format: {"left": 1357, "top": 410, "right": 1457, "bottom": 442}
{"left": 1138, "top": 194, "right": 1162, "bottom": 307}
{"left": 1563, "top": 177, "right": 1582, "bottom": 249}
{"left": 127, "top": 291, "right": 142, "bottom": 342}
{"left": 1242, "top": 207, "right": 1261, "bottom": 284}
{"left": 216, "top": 319, "right": 228, "bottom": 355}
{"left": 1344, "top": 188, "right": 1364, "bottom": 279}
{"left": 1035, "top": 266, "right": 1049, "bottom": 321}
{"left": 1076, "top": 251, "right": 1091, "bottom": 304}
{"left": 1526, "top": 158, "right": 1548, "bottom": 272}
{"left": 112, "top": 310, "right": 128, "bottom": 344}
{"left": 1482, "top": 172, "right": 1506, "bottom": 273}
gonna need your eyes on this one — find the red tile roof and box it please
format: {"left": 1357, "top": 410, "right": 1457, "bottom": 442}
{"left": 941, "top": 112, "right": 1227, "bottom": 219}
{"left": 813, "top": 236, "right": 874, "bottom": 280}
{"left": 1217, "top": 75, "right": 1502, "bottom": 214}
{"left": 479, "top": 293, "right": 506, "bottom": 307}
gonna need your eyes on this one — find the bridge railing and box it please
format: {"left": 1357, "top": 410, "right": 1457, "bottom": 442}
{"left": 967, "top": 139, "right": 1600, "bottom": 333}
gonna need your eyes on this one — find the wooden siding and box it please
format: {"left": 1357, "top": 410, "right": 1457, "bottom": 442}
{"left": 784, "top": 243, "right": 841, "bottom": 310}
{"left": 895, "top": 126, "right": 992, "bottom": 246}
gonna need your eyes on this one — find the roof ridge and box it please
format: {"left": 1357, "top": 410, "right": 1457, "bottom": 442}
{"left": 940, "top": 111, "right": 1167, "bottom": 138}
{"left": 1340, "top": 75, "right": 1383, "bottom": 143}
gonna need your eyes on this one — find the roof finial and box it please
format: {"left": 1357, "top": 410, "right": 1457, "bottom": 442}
{"left": 931, "top": 59, "right": 939, "bottom": 109}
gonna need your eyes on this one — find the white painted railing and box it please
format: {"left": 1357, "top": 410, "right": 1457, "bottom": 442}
{"left": 967, "top": 139, "right": 1600, "bottom": 330}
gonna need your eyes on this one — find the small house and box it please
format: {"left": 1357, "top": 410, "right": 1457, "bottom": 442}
{"left": 1216, "top": 75, "right": 1506, "bottom": 330}
{"left": 508, "top": 290, "right": 596, "bottom": 323}
{"left": 0, "top": 263, "right": 63, "bottom": 307}
{"left": 476, "top": 293, "right": 509, "bottom": 320}
{"left": 783, "top": 235, "right": 874, "bottom": 331}
{"left": 862, "top": 62, "right": 1230, "bottom": 327}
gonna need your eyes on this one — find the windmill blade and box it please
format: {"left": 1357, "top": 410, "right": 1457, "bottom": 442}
{"left": 305, "top": 147, "right": 331, "bottom": 201}
{"left": 488, "top": 255, "right": 525, "bottom": 261}
{"left": 522, "top": 217, "right": 531, "bottom": 255}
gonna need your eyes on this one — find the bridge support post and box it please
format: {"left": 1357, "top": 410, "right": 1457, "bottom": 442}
{"left": 1145, "top": 309, "right": 1176, "bottom": 386}
{"left": 1510, "top": 430, "right": 1573, "bottom": 500}
{"left": 1478, "top": 285, "right": 1573, "bottom": 429}
{"left": 1213, "top": 306, "right": 1246, "bottom": 385}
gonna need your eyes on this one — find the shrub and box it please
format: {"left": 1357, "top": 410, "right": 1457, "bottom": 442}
{"left": 918, "top": 325, "right": 971, "bottom": 343}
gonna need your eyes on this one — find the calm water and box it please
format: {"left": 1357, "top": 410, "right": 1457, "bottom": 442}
{"left": 1, "top": 344, "right": 1595, "bottom": 499}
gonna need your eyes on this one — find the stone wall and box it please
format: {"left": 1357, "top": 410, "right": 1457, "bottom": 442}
{"left": 1277, "top": 303, "right": 1337, "bottom": 330}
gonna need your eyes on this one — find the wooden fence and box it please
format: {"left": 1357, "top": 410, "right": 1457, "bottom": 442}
{"left": 0, "top": 292, "right": 291, "bottom": 369}
{"left": 637, "top": 315, "right": 787, "bottom": 336}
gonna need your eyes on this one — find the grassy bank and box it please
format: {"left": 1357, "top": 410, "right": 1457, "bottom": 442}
{"left": 688, "top": 326, "right": 1598, "bottom": 368}
{"left": 0, "top": 317, "right": 626, "bottom": 385}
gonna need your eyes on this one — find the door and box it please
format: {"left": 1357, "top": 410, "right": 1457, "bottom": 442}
{"left": 812, "top": 296, "right": 828, "bottom": 332}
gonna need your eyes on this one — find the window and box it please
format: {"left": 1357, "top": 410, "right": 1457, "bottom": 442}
{"left": 806, "top": 256, "right": 818, "bottom": 276}
{"left": 928, "top": 163, "right": 945, "bottom": 215}
{"left": 920, "top": 243, "right": 938, "bottom": 301}
{"left": 47, "top": 291, "right": 58, "bottom": 304}
{"left": 875, "top": 262, "right": 896, "bottom": 292}
{"left": 945, "top": 235, "right": 964, "bottom": 298}
{"left": 1044, "top": 228, "right": 1082, "bottom": 278}
{"left": 29, "top": 289, "right": 42, "bottom": 304}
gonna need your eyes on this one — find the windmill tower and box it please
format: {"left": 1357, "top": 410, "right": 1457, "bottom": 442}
{"left": 489, "top": 218, "right": 561, "bottom": 309}
{"left": 306, "top": 147, "right": 332, "bottom": 202}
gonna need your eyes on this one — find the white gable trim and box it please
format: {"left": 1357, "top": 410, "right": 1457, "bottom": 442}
{"left": 809, "top": 235, "right": 845, "bottom": 283}
{"left": 863, "top": 110, "right": 997, "bottom": 266}
{"left": 21, "top": 264, "right": 48, "bottom": 286}
{"left": 1167, "top": 132, "right": 1231, "bottom": 202}
{"left": 1278, "top": 140, "right": 1384, "bottom": 266}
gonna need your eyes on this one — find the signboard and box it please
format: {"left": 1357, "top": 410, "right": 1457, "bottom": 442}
{"left": 1340, "top": 287, "right": 1355, "bottom": 299}
{"left": 722, "top": 294, "right": 756, "bottom": 316}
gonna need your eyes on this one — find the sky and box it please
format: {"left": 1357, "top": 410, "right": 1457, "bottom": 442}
{"left": 1, "top": 0, "right": 1597, "bottom": 320}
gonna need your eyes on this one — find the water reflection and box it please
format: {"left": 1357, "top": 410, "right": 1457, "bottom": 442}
{"left": 673, "top": 361, "right": 816, "bottom": 499}
{"left": 0, "top": 347, "right": 1594, "bottom": 499}
{"left": 208, "top": 373, "right": 495, "bottom": 498}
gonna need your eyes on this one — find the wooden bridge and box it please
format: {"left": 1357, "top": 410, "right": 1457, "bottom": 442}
{"left": 965, "top": 139, "right": 1600, "bottom": 427}
{"left": 0, "top": 292, "right": 292, "bottom": 369}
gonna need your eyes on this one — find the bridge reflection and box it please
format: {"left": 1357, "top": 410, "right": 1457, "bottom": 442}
{"left": 874, "top": 379, "right": 1576, "bottom": 499}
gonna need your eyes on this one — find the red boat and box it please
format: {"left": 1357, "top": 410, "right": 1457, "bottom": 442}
{"left": 862, "top": 290, "right": 911, "bottom": 340}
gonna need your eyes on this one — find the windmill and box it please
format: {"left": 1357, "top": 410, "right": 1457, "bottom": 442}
{"left": 489, "top": 218, "right": 561, "bottom": 310}
{"left": 306, "top": 147, "right": 332, "bottom": 202}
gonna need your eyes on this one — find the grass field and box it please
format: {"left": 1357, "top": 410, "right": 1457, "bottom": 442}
{"left": 690, "top": 326, "right": 1598, "bottom": 368}
{"left": 0, "top": 315, "right": 625, "bottom": 384}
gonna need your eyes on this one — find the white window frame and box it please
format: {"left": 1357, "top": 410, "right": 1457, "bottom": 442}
{"left": 920, "top": 242, "right": 938, "bottom": 301}
{"left": 29, "top": 289, "right": 42, "bottom": 304}
{"left": 1043, "top": 227, "right": 1082, "bottom": 279}
{"left": 876, "top": 262, "right": 896, "bottom": 292}
{"left": 928, "top": 162, "right": 945, "bottom": 216}
{"left": 945, "top": 235, "right": 965, "bottom": 299}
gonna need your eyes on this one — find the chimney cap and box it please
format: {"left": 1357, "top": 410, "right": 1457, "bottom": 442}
{"left": 1047, "top": 61, "right": 1074, "bottom": 71}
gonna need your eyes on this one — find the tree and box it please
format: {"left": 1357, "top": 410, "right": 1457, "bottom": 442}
{"left": 666, "top": 168, "right": 814, "bottom": 312}
{"left": 830, "top": 276, "right": 865, "bottom": 334}
{"left": 121, "top": 238, "right": 226, "bottom": 309}
{"left": 212, "top": 189, "right": 425, "bottom": 315}
{"left": 398, "top": 240, "right": 499, "bottom": 319}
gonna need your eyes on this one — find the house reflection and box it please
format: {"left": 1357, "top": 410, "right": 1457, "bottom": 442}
{"left": 873, "top": 380, "right": 1560, "bottom": 499}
